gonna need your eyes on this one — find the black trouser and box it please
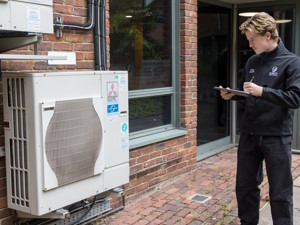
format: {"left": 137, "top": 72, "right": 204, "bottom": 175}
{"left": 236, "top": 133, "right": 293, "bottom": 225}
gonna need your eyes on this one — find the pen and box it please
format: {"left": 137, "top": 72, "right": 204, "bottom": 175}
{"left": 250, "top": 76, "right": 254, "bottom": 82}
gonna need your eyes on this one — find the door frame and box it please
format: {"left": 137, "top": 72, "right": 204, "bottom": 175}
{"left": 197, "top": 0, "right": 235, "bottom": 161}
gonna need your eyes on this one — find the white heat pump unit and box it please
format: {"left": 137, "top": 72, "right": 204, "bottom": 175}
{"left": 3, "top": 71, "right": 129, "bottom": 216}
{"left": 0, "top": 0, "right": 53, "bottom": 33}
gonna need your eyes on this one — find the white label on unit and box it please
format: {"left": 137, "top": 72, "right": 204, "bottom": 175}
{"left": 121, "top": 122, "right": 129, "bottom": 151}
{"left": 119, "top": 74, "right": 128, "bottom": 92}
{"left": 27, "top": 7, "right": 41, "bottom": 32}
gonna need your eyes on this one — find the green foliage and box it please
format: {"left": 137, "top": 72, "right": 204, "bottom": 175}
{"left": 110, "top": 0, "right": 164, "bottom": 63}
{"left": 129, "top": 98, "right": 163, "bottom": 119}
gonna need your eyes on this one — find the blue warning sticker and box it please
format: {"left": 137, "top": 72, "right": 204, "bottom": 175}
{"left": 107, "top": 103, "right": 119, "bottom": 115}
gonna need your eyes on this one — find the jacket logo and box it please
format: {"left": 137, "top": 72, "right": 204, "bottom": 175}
{"left": 269, "top": 66, "right": 278, "bottom": 76}
{"left": 249, "top": 69, "right": 255, "bottom": 73}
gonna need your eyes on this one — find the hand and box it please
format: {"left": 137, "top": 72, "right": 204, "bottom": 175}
{"left": 243, "top": 82, "right": 263, "bottom": 97}
{"left": 219, "top": 86, "right": 235, "bottom": 100}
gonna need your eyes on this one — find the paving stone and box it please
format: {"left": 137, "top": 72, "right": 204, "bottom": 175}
{"left": 294, "top": 175, "right": 300, "bottom": 187}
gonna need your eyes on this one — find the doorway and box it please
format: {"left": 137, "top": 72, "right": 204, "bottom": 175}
{"left": 197, "top": 2, "right": 232, "bottom": 160}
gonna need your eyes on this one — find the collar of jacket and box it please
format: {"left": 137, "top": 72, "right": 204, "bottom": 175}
{"left": 260, "top": 38, "right": 285, "bottom": 60}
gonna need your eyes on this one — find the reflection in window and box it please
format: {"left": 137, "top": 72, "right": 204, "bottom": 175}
{"left": 129, "top": 96, "right": 171, "bottom": 133}
{"left": 110, "top": 0, "right": 172, "bottom": 90}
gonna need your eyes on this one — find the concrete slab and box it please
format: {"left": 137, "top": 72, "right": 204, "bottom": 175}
{"left": 295, "top": 186, "right": 300, "bottom": 209}
{"left": 294, "top": 176, "right": 300, "bottom": 187}
{"left": 259, "top": 185, "right": 300, "bottom": 224}
{"left": 259, "top": 204, "right": 272, "bottom": 225}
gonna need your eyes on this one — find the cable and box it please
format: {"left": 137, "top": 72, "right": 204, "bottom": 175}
{"left": 68, "top": 196, "right": 97, "bottom": 225}
{"left": 54, "top": 0, "right": 95, "bottom": 30}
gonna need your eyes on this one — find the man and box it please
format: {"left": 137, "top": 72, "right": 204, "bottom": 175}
{"left": 220, "top": 12, "right": 300, "bottom": 224}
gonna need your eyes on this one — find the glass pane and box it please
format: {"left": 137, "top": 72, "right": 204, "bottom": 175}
{"left": 129, "top": 96, "right": 171, "bottom": 132}
{"left": 237, "top": 6, "right": 295, "bottom": 134}
{"left": 197, "top": 3, "right": 231, "bottom": 146}
{"left": 110, "top": 0, "right": 172, "bottom": 90}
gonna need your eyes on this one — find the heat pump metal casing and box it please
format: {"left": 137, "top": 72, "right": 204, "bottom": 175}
{"left": 0, "top": 0, "right": 53, "bottom": 33}
{"left": 3, "top": 71, "right": 129, "bottom": 216}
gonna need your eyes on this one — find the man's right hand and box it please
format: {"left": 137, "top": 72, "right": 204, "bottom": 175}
{"left": 219, "top": 86, "right": 235, "bottom": 100}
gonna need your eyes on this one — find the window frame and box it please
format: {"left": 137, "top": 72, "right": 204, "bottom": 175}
{"left": 127, "top": 0, "right": 187, "bottom": 149}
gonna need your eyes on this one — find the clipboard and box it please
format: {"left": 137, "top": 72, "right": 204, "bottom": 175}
{"left": 213, "top": 86, "right": 250, "bottom": 97}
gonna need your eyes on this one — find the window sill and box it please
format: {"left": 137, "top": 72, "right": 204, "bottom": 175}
{"left": 129, "top": 128, "right": 188, "bottom": 150}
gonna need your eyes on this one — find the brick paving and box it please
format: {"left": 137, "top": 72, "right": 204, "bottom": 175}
{"left": 95, "top": 147, "right": 300, "bottom": 225}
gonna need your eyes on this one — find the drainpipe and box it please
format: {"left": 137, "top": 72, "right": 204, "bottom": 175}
{"left": 100, "top": 0, "right": 107, "bottom": 70}
{"left": 94, "top": 0, "right": 107, "bottom": 70}
{"left": 0, "top": 60, "right": 2, "bottom": 81}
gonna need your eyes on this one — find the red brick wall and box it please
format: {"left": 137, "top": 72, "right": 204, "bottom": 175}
{"left": 0, "top": 0, "right": 198, "bottom": 222}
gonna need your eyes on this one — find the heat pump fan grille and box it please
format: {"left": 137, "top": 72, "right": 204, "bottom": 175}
{"left": 6, "top": 78, "right": 29, "bottom": 208}
{"left": 45, "top": 99, "right": 102, "bottom": 187}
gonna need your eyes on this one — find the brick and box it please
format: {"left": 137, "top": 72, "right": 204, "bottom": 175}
{"left": 53, "top": 4, "right": 74, "bottom": 14}
{"left": 53, "top": 43, "right": 72, "bottom": 51}
{"left": 135, "top": 182, "right": 148, "bottom": 193}
{"left": 37, "top": 42, "right": 52, "bottom": 51}
{"left": 76, "top": 61, "right": 94, "bottom": 69}
{"left": 137, "top": 155, "right": 150, "bottom": 164}
{"left": 34, "top": 61, "right": 48, "bottom": 70}
{"left": 0, "top": 168, "right": 5, "bottom": 178}
{"left": 84, "top": 52, "right": 94, "bottom": 60}
{"left": 65, "top": 34, "right": 84, "bottom": 43}
{"left": 0, "top": 197, "right": 7, "bottom": 209}
{"left": 125, "top": 214, "right": 142, "bottom": 224}
{"left": 8, "top": 61, "right": 34, "bottom": 71}
{"left": 73, "top": 8, "right": 88, "bottom": 17}
{"left": 74, "top": 43, "right": 94, "bottom": 51}
{"left": 0, "top": 208, "right": 14, "bottom": 219}
{"left": 0, "top": 216, "right": 17, "bottom": 225}
{"left": 0, "top": 178, "right": 6, "bottom": 189}
{"left": 0, "top": 188, "right": 6, "bottom": 198}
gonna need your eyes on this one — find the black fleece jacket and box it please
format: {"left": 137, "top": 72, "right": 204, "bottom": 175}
{"left": 237, "top": 39, "right": 300, "bottom": 135}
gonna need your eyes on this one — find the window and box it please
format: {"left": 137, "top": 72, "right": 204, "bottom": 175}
{"left": 110, "top": 0, "right": 185, "bottom": 148}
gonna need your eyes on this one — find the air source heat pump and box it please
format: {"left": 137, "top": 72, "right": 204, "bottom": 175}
{"left": 0, "top": 0, "right": 53, "bottom": 33}
{"left": 2, "top": 71, "right": 129, "bottom": 216}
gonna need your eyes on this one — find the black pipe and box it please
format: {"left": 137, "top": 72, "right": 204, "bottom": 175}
{"left": 100, "top": 0, "right": 107, "bottom": 70}
{"left": 54, "top": 0, "right": 95, "bottom": 30}
{"left": 0, "top": 60, "right": 2, "bottom": 82}
{"left": 94, "top": 0, "right": 107, "bottom": 70}
{"left": 94, "top": 0, "right": 101, "bottom": 70}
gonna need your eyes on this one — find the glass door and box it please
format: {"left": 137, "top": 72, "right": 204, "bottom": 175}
{"left": 197, "top": 2, "right": 232, "bottom": 160}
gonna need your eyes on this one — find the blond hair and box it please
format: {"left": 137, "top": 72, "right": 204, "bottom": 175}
{"left": 239, "top": 12, "right": 279, "bottom": 41}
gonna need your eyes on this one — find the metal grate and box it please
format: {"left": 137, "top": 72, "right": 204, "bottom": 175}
{"left": 45, "top": 99, "right": 102, "bottom": 187}
{"left": 47, "top": 199, "right": 111, "bottom": 225}
{"left": 188, "top": 194, "right": 211, "bottom": 203}
{"left": 7, "top": 78, "right": 29, "bottom": 208}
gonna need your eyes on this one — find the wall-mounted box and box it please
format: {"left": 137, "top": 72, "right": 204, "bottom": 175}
{"left": 0, "top": 0, "right": 53, "bottom": 34}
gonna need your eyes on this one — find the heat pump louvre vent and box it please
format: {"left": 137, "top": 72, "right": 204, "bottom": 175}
{"left": 7, "top": 78, "right": 30, "bottom": 208}
{"left": 45, "top": 98, "right": 102, "bottom": 187}
{"left": 7, "top": 79, "right": 11, "bottom": 107}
